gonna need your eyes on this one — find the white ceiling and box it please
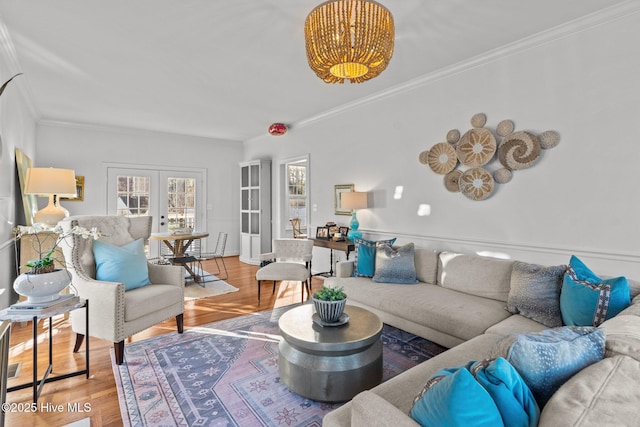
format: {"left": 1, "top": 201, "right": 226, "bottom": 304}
{"left": 0, "top": 0, "right": 625, "bottom": 142}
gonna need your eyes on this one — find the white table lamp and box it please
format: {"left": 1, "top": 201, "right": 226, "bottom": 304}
{"left": 341, "top": 191, "right": 368, "bottom": 241}
{"left": 25, "top": 167, "right": 77, "bottom": 226}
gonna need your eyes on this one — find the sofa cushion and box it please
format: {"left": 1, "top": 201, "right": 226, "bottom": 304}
{"left": 338, "top": 278, "right": 511, "bottom": 342}
{"left": 372, "top": 242, "right": 418, "bottom": 284}
{"left": 485, "top": 315, "right": 548, "bottom": 337}
{"left": 352, "top": 391, "right": 420, "bottom": 427}
{"left": 560, "top": 255, "right": 630, "bottom": 327}
{"left": 93, "top": 238, "right": 150, "bottom": 291}
{"left": 438, "top": 252, "right": 514, "bottom": 302}
{"left": 507, "top": 261, "right": 566, "bottom": 328}
{"left": 414, "top": 248, "right": 438, "bottom": 285}
{"left": 124, "top": 284, "right": 183, "bottom": 322}
{"left": 539, "top": 355, "right": 640, "bottom": 426}
{"left": 599, "top": 314, "right": 640, "bottom": 361}
{"left": 491, "top": 326, "right": 605, "bottom": 407}
{"left": 410, "top": 358, "right": 539, "bottom": 427}
{"left": 354, "top": 238, "right": 396, "bottom": 277}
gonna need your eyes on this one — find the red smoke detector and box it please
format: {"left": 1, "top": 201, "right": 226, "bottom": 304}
{"left": 268, "top": 123, "right": 287, "bottom": 136}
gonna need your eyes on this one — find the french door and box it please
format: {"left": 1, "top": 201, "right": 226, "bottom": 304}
{"left": 106, "top": 165, "right": 206, "bottom": 258}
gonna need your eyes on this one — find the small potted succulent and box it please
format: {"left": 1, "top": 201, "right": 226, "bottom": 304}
{"left": 312, "top": 285, "right": 347, "bottom": 323}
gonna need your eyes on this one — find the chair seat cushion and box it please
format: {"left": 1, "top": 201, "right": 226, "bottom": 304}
{"left": 256, "top": 262, "right": 309, "bottom": 282}
{"left": 124, "top": 284, "right": 183, "bottom": 322}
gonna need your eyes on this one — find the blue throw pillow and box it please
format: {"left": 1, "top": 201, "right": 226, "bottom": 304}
{"left": 410, "top": 358, "right": 539, "bottom": 427}
{"left": 93, "top": 238, "right": 151, "bottom": 291}
{"left": 353, "top": 237, "right": 396, "bottom": 277}
{"left": 491, "top": 326, "right": 605, "bottom": 407}
{"left": 560, "top": 255, "right": 630, "bottom": 327}
{"left": 372, "top": 242, "right": 418, "bottom": 284}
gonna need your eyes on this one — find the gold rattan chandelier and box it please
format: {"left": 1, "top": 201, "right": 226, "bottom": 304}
{"left": 304, "top": 0, "right": 394, "bottom": 84}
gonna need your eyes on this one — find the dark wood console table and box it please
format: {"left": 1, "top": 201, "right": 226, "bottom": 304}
{"left": 311, "top": 238, "right": 355, "bottom": 277}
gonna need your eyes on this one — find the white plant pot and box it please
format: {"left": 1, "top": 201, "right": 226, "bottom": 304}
{"left": 312, "top": 297, "right": 347, "bottom": 323}
{"left": 13, "top": 269, "right": 71, "bottom": 303}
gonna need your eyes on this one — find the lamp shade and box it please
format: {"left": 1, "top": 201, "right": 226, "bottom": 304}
{"left": 25, "top": 168, "right": 77, "bottom": 197}
{"left": 341, "top": 191, "right": 368, "bottom": 210}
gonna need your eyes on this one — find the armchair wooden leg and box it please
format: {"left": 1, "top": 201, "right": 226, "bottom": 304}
{"left": 272, "top": 280, "right": 276, "bottom": 294}
{"left": 73, "top": 333, "right": 85, "bottom": 353}
{"left": 176, "top": 314, "right": 184, "bottom": 334}
{"left": 114, "top": 341, "right": 125, "bottom": 365}
{"left": 258, "top": 280, "right": 262, "bottom": 302}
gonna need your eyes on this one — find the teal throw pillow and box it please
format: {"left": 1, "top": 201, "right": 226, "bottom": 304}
{"left": 372, "top": 242, "right": 418, "bottom": 284}
{"left": 410, "top": 358, "right": 539, "bottom": 427}
{"left": 491, "top": 326, "right": 605, "bottom": 407}
{"left": 93, "top": 238, "right": 151, "bottom": 291}
{"left": 560, "top": 255, "right": 630, "bottom": 327}
{"left": 507, "top": 261, "right": 566, "bottom": 328}
{"left": 353, "top": 237, "right": 396, "bottom": 277}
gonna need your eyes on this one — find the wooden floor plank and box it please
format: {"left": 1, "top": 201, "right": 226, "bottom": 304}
{"left": 4, "top": 256, "right": 324, "bottom": 426}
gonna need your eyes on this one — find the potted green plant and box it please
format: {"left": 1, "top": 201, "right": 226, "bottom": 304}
{"left": 312, "top": 285, "right": 347, "bottom": 323}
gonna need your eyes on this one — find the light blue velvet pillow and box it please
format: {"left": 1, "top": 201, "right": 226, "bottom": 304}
{"left": 560, "top": 255, "right": 630, "bottom": 327}
{"left": 372, "top": 242, "right": 418, "bottom": 284}
{"left": 410, "top": 358, "right": 539, "bottom": 427}
{"left": 353, "top": 237, "right": 396, "bottom": 278}
{"left": 491, "top": 326, "right": 605, "bottom": 407}
{"left": 93, "top": 238, "right": 151, "bottom": 291}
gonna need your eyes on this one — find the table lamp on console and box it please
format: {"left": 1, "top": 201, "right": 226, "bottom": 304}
{"left": 25, "top": 167, "right": 77, "bottom": 226}
{"left": 341, "top": 191, "right": 368, "bottom": 242}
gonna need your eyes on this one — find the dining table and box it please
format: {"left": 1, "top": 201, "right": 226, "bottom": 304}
{"left": 150, "top": 231, "right": 209, "bottom": 281}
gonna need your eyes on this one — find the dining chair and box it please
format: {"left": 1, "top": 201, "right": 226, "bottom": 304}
{"left": 196, "top": 232, "right": 228, "bottom": 281}
{"left": 255, "top": 239, "right": 313, "bottom": 303}
{"left": 290, "top": 218, "right": 308, "bottom": 239}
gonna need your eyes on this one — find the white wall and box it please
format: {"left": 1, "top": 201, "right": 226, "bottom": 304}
{"left": 245, "top": 9, "right": 640, "bottom": 278}
{"left": 36, "top": 122, "right": 243, "bottom": 255}
{"left": 0, "top": 67, "right": 38, "bottom": 308}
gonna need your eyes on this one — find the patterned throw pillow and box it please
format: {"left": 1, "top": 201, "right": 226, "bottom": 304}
{"left": 490, "top": 326, "right": 605, "bottom": 407}
{"left": 560, "top": 255, "right": 630, "bottom": 327}
{"left": 353, "top": 237, "right": 396, "bottom": 277}
{"left": 507, "top": 261, "right": 566, "bottom": 328}
{"left": 372, "top": 242, "right": 418, "bottom": 284}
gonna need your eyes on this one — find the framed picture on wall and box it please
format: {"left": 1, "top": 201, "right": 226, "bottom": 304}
{"left": 62, "top": 176, "right": 84, "bottom": 202}
{"left": 334, "top": 184, "right": 354, "bottom": 215}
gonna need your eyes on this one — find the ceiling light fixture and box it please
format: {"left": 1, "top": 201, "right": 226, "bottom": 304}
{"left": 304, "top": 0, "right": 394, "bottom": 84}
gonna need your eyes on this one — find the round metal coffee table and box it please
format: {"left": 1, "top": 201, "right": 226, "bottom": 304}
{"left": 278, "top": 304, "right": 383, "bottom": 402}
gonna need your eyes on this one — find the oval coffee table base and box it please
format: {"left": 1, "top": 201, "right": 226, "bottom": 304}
{"left": 279, "top": 339, "right": 383, "bottom": 402}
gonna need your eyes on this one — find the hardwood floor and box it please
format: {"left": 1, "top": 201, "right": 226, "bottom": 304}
{"left": 4, "top": 256, "right": 324, "bottom": 427}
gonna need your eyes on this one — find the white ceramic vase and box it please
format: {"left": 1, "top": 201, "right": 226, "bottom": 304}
{"left": 13, "top": 269, "right": 71, "bottom": 303}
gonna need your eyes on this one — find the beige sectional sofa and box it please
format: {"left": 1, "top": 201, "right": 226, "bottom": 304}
{"left": 322, "top": 249, "right": 640, "bottom": 426}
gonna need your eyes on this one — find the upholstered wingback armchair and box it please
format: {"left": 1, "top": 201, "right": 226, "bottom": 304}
{"left": 60, "top": 215, "right": 184, "bottom": 364}
{"left": 256, "top": 238, "right": 313, "bottom": 303}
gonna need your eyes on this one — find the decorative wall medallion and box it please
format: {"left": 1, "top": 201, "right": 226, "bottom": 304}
{"left": 457, "top": 128, "right": 496, "bottom": 166}
{"left": 427, "top": 142, "right": 457, "bottom": 174}
{"left": 497, "top": 131, "right": 541, "bottom": 170}
{"left": 459, "top": 167, "right": 494, "bottom": 201}
{"left": 444, "top": 170, "right": 462, "bottom": 192}
{"left": 418, "top": 113, "right": 560, "bottom": 201}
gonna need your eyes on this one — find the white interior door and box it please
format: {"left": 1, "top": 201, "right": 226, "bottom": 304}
{"left": 106, "top": 165, "right": 206, "bottom": 257}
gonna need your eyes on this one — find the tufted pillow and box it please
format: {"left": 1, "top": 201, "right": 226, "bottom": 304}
{"left": 507, "top": 261, "right": 566, "bottom": 328}
{"left": 410, "top": 358, "right": 539, "bottom": 427}
{"left": 372, "top": 242, "right": 418, "bottom": 284}
{"left": 353, "top": 237, "right": 396, "bottom": 277}
{"left": 490, "top": 326, "right": 605, "bottom": 407}
{"left": 560, "top": 255, "right": 630, "bottom": 327}
{"left": 93, "top": 238, "right": 150, "bottom": 291}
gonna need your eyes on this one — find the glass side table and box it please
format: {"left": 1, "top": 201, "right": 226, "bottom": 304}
{"left": 0, "top": 299, "right": 89, "bottom": 403}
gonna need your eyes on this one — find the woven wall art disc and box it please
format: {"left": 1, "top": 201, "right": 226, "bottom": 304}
{"left": 444, "top": 170, "right": 463, "bottom": 192}
{"left": 497, "top": 131, "right": 541, "bottom": 170}
{"left": 471, "top": 113, "right": 487, "bottom": 128}
{"left": 496, "top": 120, "right": 515, "bottom": 137}
{"left": 457, "top": 128, "right": 497, "bottom": 166}
{"left": 459, "top": 167, "right": 494, "bottom": 201}
{"left": 493, "top": 168, "right": 513, "bottom": 184}
{"left": 418, "top": 150, "right": 430, "bottom": 165}
{"left": 539, "top": 130, "right": 560, "bottom": 149}
{"left": 427, "top": 142, "right": 458, "bottom": 174}
{"left": 446, "top": 129, "right": 461, "bottom": 145}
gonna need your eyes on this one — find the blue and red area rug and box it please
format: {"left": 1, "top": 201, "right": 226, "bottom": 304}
{"left": 112, "top": 305, "right": 446, "bottom": 426}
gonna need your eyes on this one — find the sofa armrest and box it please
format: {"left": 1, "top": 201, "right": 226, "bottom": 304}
{"left": 336, "top": 260, "right": 354, "bottom": 278}
{"left": 147, "top": 262, "right": 184, "bottom": 287}
{"left": 351, "top": 391, "right": 420, "bottom": 427}
{"left": 260, "top": 252, "right": 275, "bottom": 262}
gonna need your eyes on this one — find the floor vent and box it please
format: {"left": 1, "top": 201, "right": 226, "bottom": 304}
{"left": 7, "top": 362, "right": 21, "bottom": 380}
